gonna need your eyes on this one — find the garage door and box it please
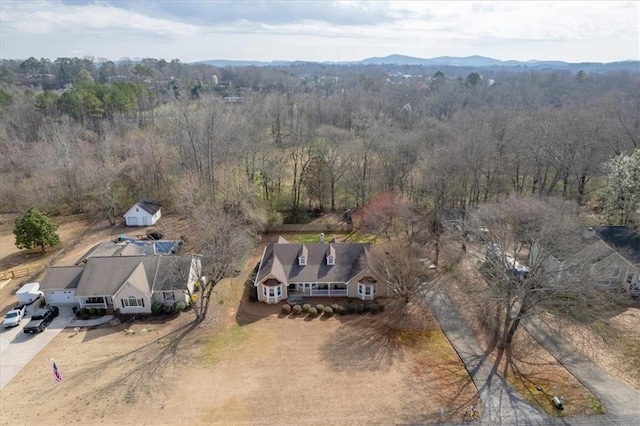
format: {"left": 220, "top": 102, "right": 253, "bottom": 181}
{"left": 127, "top": 216, "right": 138, "bottom": 226}
{"left": 46, "top": 290, "right": 76, "bottom": 305}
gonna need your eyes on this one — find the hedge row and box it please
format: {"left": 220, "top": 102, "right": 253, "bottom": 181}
{"left": 281, "top": 303, "right": 383, "bottom": 316}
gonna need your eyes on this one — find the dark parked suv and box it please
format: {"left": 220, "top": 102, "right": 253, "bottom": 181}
{"left": 23, "top": 306, "right": 59, "bottom": 334}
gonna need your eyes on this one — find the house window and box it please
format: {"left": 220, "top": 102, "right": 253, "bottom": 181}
{"left": 358, "top": 283, "right": 376, "bottom": 298}
{"left": 121, "top": 295, "right": 144, "bottom": 308}
{"left": 327, "top": 255, "right": 335, "bottom": 265}
{"left": 263, "top": 285, "right": 282, "bottom": 298}
{"left": 162, "top": 291, "right": 175, "bottom": 301}
{"left": 298, "top": 256, "right": 307, "bottom": 266}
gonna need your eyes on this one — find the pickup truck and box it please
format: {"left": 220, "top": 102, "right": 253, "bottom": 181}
{"left": 3, "top": 304, "right": 27, "bottom": 328}
{"left": 23, "top": 306, "right": 59, "bottom": 334}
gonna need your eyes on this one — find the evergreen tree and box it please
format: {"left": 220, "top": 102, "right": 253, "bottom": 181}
{"left": 13, "top": 207, "right": 60, "bottom": 253}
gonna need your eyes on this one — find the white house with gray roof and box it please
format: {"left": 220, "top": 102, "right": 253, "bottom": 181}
{"left": 39, "top": 255, "right": 201, "bottom": 314}
{"left": 254, "top": 236, "right": 387, "bottom": 304}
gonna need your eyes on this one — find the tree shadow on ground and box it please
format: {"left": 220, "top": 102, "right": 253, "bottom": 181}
{"left": 0, "top": 250, "right": 47, "bottom": 272}
{"left": 63, "top": 318, "right": 201, "bottom": 406}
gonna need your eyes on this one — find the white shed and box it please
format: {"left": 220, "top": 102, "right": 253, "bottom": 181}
{"left": 124, "top": 200, "right": 162, "bottom": 227}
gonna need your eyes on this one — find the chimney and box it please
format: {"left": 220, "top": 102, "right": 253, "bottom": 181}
{"left": 319, "top": 233, "right": 325, "bottom": 243}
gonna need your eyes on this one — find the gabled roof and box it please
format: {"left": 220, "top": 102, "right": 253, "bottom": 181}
{"left": 74, "top": 255, "right": 197, "bottom": 297}
{"left": 256, "top": 240, "right": 371, "bottom": 284}
{"left": 39, "top": 266, "right": 84, "bottom": 290}
{"left": 75, "top": 256, "right": 145, "bottom": 297}
{"left": 136, "top": 199, "right": 162, "bottom": 215}
{"left": 595, "top": 226, "right": 640, "bottom": 264}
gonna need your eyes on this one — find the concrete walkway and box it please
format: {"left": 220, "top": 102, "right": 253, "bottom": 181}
{"left": 522, "top": 316, "right": 640, "bottom": 417}
{"left": 429, "top": 291, "right": 550, "bottom": 425}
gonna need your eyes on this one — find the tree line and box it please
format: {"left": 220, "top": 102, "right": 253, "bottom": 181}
{"left": 0, "top": 57, "right": 638, "bottom": 229}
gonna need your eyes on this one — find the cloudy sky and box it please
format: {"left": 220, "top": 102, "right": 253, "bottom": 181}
{"left": 1, "top": 1, "right": 638, "bottom": 63}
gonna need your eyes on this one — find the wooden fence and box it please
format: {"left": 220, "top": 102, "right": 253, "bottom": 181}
{"left": 0, "top": 267, "right": 34, "bottom": 281}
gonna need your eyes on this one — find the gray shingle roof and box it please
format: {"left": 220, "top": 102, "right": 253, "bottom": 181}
{"left": 138, "top": 199, "right": 162, "bottom": 215}
{"left": 595, "top": 226, "right": 640, "bottom": 264}
{"left": 75, "top": 242, "right": 145, "bottom": 265}
{"left": 256, "top": 241, "right": 371, "bottom": 284}
{"left": 74, "top": 255, "right": 197, "bottom": 297}
{"left": 39, "top": 266, "right": 84, "bottom": 290}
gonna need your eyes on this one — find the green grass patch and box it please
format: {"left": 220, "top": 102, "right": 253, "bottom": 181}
{"left": 588, "top": 395, "right": 605, "bottom": 414}
{"left": 199, "top": 324, "right": 248, "bottom": 366}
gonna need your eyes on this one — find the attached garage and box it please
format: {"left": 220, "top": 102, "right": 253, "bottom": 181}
{"left": 39, "top": 266, "right": 83, "bottom": 306}
{"left": 45, "top": 289, "right": 76, "bottom": 305}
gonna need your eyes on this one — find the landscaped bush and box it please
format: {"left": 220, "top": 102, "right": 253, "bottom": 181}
{"left": 292, "top": 304, "right": 302, "bottom": 315}
{"left": 191, "top": 293, "right": 199, "bottom": 304}
{"left": 346, "top": 304, "right": 356, "bottom": 314}
{"left": 355, "top": 304, "right": 365, "bottom": 314}
{"left": 331, "top": 304, "right": 339, "bottom": 311}
{"left": 173, "top": 301, "right": 187, "bottom": 313}
{"left": 96, "top": 308, "right": 106, "bottom": 316}
{"left": 369, "top": 304, "right": 379, "bottom": 314}
{"left": 378, "top": 302, "right": 386, "bottom": 312}
{"left": 151, "top": 302, "right": 164, "bottom": 315}
{"left": 337, "top": 305, "right": 346, "bottom": 315}
{"left": 88, "top": 308, "right": 97, "bottom": 316}
{"left": 281, "top": 304, "right": 292, "bottom": 314}
{"left": 323, "top": 306, "right": 334, "bottom": 316}
{"left": 363, "top": 304, "right": 371, "bottom": 312}
{"left": 163, "top": 305, "right": 172, "bottom": 313}
{"left": 308, "top": 307, "right": 318, "bottom": 316}
{"left": 316, "top": 304, "right": 325, "bottom": 312}
{"left": 76, "top": 308, "right": 88, "bottom": 317}
{"left": 302, "top": 303, "right": 311, "bottom": 312}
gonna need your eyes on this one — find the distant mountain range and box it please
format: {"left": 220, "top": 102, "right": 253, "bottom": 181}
{"left": 196, "top": 54, "right": 638, "bottom": 69}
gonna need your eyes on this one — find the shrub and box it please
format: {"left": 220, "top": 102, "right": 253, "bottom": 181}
{"left": 191, "top": 293, "right": 199, "bottom": 304}
{"left": 193, "top": 281, "right": 201, "bottom": 291}
{"left": 331, "top": 304, "right": 339, "bottom": 311}
{"left": 363, "top": 304, "right": 371, "bottom": 312}
{"left": 88, "top": 308, "right": 97, "bottom": 316}
{"left": 308, "top": 307, "right": 318, "bottom": 316}
{"left": 346, "top": 304, "right": 356, "bottom": 314}
{"left": 323, "top": 306, "right": 334, "bottom": 316}
{"left": 316, "top": 304, "right": 325, "bottom": 312}
{"left": 337, "top": 305, "right": 347, "bottom": 315}
{"left": 369, "top": 304, "right": 379, "bottom": 314}
{"left": 76, "top": 308, "right": 88, "bottom": 317}
{"left": 302, "top": 303, "right": 311, "bottom": 312}
{"left": 173, "top": 301, "right": 187, "bottom": 313}
{"left": 292, "top": 305, "right": 302, "bottom": 315}
{"left": 281, "top": 304, "right": 292, "bottom": 314}
{"left": 96, "top": 308, "right": 106, "bottom": 316}
{"left": 163, "top": 305, "right": 172, "bottom": 313}
{"left": 355, "top": 304, "right": 365, "bottom": 314}
{"left": 151, "top": 302, "right": 164, "bottom": 315}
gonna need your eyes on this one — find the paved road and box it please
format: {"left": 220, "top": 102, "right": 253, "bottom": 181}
{"left": 0, "top": 305, "right": 73, "bottom": 389}
{"left": 429, "top": 291, "right": 550, "bottom": 425}
{"left": 523, "top": 316, "right": 640, "bottom": 417}
{"left": 430, "top": 291, "right": 640, "bottom": 426}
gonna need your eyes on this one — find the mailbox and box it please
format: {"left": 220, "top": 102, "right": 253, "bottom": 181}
{"left": 552, "top": 396, "right": 564, "bottom": 410}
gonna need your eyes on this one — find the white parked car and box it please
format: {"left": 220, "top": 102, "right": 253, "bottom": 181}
{"left": 3, "top": 305, "right": 27, "bottom": 328}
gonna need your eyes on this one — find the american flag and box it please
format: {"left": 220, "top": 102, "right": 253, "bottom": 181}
{"left": 52, "top": 361, "right": 62, "bottom": 382}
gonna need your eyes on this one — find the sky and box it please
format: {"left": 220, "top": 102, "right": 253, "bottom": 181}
{"left": 0, "top": 1, "right": 638, "bottom": 63}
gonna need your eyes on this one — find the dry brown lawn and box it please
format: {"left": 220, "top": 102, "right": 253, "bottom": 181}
{"left": 0, "top": 235, "right": 478, "bottom": 426}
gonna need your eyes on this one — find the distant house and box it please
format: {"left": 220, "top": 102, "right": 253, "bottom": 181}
{"left": 254, "top": 236, "right": 387, "bottom": 304}
{"left": 39, "top": 255, "right": 201, "bottom": 313}
{"left": 124, "top": 200, "right": 162, "bottom": 227}
{"left": 539, "top": 226, "right": 640, "bottom": 296}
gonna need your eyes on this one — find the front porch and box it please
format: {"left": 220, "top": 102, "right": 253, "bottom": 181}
{"left": 288, "top": 283, "right": 348, "bottom": 297}
{"left": 77, "top": 296, "right": 113, "bottom": 310}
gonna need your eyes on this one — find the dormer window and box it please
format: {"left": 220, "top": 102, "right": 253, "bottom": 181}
{"left": 298, "top": 245, "right": 308, "bottom": 266}
{"left": 327, "top": 244, "right": 336, "bottom": 266}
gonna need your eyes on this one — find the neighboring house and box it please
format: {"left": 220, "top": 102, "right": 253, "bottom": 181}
{"left": 539, "top": 226, "right": 640, "bottom": 295}
{"left": 254, "top": 236, "right": 387, "bottom": 304}
{"left": 124, "top": 200, "right": 162, "bottom": 227}
{"left": 39, "top": 255, "right": 201, "bottom": 313}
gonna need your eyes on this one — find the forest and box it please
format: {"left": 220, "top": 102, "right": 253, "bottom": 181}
{"left": 0, "top": 56, "right": 638, "bottom": 230}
